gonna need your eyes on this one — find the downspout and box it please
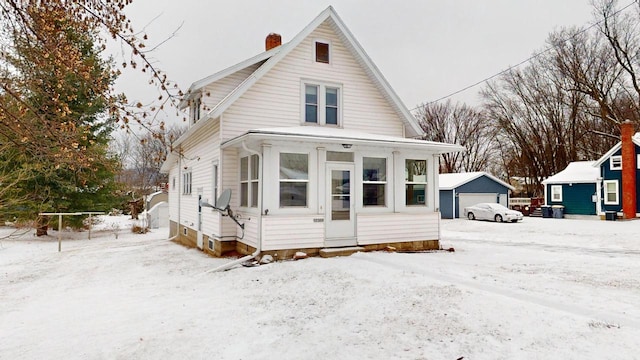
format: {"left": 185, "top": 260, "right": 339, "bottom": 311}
{"left": 452, "top": 189, "right": 456, "bottom": 219}
{"left": 206, "top": 140, "right": 262, "bottom": 273}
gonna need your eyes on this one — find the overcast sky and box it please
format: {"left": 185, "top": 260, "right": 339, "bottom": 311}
{"left": 114, "top": 0, "right": 596, "bottom": 123}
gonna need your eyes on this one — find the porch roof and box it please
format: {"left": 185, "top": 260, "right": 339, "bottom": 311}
{"left": 220, "top": 126, "right": 465, "bottom": 154}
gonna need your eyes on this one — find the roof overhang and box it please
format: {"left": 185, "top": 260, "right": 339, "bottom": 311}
{"left": 221, "top": 127, "right": 464, "bottom": 154}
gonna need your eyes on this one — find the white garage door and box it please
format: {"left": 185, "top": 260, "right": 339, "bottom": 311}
{"left": 458, "top": 193, "right": 499, "bottom": 218}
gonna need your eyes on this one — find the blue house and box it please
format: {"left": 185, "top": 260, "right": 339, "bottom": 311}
{"left": 439, "top": 172, "right": 514, "bottom": 219}
{"left": 541, "top": 161, "right": 599, "bottom": 216}
{"left": 592, "top": 132, "right": 640, "bottom": 217}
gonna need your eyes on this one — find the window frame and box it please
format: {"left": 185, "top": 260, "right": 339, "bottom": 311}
{"left": 190, "top": 97, "right": 201, "bottom": 125}
{"left": 301, "top": 81, "right": 342, "bottom": 126}
{"left": 550, "top": 185, "right": 563, "bottom": 202}
{"left": 405, "top": 159, "right": 428, "bottom": 207}
{"left": 212, "top": 161, "right": 218, "bottom": 206}
{"left": 610, "top": 155, "right": 622, "bottom": 170}
{"left": 362, "top": 157, "right": 387, "bottom": 207}
{"left": 239, "top": 155, "right": 259, "bottom": 208}
{"left": 313, "top": 39, "right": 331, "bottom": 64}
{"left": 603, "top": 180, "right": 619, "bottom": 205}
{"left": 182, "top": 170, "right": 192, "bottom": 195}
{"left": 279, "top": 152, "right": 309, "bottom": 208}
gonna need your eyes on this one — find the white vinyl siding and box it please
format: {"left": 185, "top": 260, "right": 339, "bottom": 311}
{"left": 357, "top": 213, "right": 439, "bottom": 245}
{"left": 172, "top": 120, "right": 221, "bottom": 236}
{"left": 202, "top": 62, "right": 264, "bottom": 112}
{"left": 261, "top": 215, "right": 324, "bottom": 250}
{"left": 222, "top": 21, "right": 405, "bottom": 140}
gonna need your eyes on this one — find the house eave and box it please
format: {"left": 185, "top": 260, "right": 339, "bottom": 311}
{"left": 221, "top": 127, "right": 464, "bottom": 154}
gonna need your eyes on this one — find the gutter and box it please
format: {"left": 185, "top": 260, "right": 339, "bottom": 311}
{"left": 205, "top": 140, "right": 263, "bottom": 273}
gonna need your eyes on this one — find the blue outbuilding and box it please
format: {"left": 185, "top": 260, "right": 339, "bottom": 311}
{"left": 592, "top": 132, "right": 640, "bottom": 217}
{"left": 439, "top": 172, "right": 514, "bottom": 219}
{"left": 541, "top": 161, "right": 599, "bottom": 216}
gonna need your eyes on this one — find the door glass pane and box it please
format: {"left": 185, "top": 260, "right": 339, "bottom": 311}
{"left": 331, "top": 170, "right": 350, "bottom": 220}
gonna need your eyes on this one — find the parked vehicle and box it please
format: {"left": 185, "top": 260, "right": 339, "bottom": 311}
{"left": 464, "top": 203, "right": 524, "bottom": 223}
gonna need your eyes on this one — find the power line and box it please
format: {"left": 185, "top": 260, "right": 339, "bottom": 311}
{"left": 411, "top": 0, "right": 638, "bottom": 111}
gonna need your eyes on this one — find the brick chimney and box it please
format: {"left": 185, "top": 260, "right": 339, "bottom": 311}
{"left": 620, "top": 120, "right": 637, "bottom": 219}
{"left": 265, "top": 33, "right": 282, "bottom": 51}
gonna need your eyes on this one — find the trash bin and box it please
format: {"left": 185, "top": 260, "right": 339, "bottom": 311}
{"left": 541, "top": 205, "right": 552, "bottom": 218}
{"left": 552, "top": 205, "right": 564, "bottom": 219}
{"left": 605, "top": 211, "right": 617, "bottom": 221}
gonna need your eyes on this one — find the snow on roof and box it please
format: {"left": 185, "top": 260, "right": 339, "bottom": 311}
{"left": 439, "top": 171, "right": 514, "bottom": 190}
{"left": 169, "top": 6, "right": 426, "bottom": 152}
{"left": 541, "top": 161, "right": 599, "bottom": 184}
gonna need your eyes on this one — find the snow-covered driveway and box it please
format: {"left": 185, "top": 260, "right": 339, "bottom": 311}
{"left": 1, "top": 216, "right": 639, "bottom": 359}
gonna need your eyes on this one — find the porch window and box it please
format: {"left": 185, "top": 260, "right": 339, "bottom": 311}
{"left": 279, "top": 153, "right": 308, "bottom": 207}
{"left": 363, "top": 157, "right": 386, "bottom": 206}
{"left": 182, "top": 171, "right": 192, "bottom": 195}
{"left": 240, "top": 155, "right": 259, "bottom": 208}
{"left": 405, "top": 159, "right": 427, "bottom": 206}
{"left": 303, "top": 82, "right": 341, "bottom": 126}
{"left": 610, "top": 155, "right": 622, "bottom": 170}
{"left": 604, "top": 180, "right": 619, "bottom": 205}
{"left": 551, "top": 185, "right": 562, "bottom": 202}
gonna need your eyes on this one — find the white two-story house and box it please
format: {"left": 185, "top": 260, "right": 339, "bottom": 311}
{"left": 161, "top": 6, "right": 463, "bottom": 261}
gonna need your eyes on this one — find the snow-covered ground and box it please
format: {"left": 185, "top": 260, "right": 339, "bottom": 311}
{"left": 1, "top": 216, "right": 639, "bottom": 359}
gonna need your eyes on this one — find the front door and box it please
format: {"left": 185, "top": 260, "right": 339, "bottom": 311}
{"left": 325, "top": 164, "right": 356, "bottom": 246}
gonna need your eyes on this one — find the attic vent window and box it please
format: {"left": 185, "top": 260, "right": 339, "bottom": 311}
{"left": 610, "top": 155, "right": 622, "bottom": 170}
{"left": 315, "top": 41, "right": 330, "bottom": 63}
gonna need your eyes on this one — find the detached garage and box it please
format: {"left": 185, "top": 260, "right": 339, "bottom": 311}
{"left": 439, "top": 172, "right": 514, "bottom": 219}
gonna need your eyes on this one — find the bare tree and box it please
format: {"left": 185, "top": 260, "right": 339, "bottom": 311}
{"left": 416, "top": 100, "right": 498, "bottom": 174}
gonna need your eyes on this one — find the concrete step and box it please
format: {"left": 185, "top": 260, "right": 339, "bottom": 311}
{"left": 319, "top": 246, "right": 364, "bottom": 258}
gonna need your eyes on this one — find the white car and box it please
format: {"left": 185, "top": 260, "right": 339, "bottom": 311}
{"left": 464, "top": 203, "right": 523, "bottom": 223}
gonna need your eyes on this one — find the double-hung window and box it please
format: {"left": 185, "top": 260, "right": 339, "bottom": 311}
{"left": 604, "top": 180, "right": 619, "bottom": 205}
{"left": 279, "top": 153, "right": 308, "bottom": 207}
{"left": 190, "top": 97, "right": 201, "bottom": 125}
{"left": 363, "top": 157, "right": 386, "bottom": 206}
{"left": 182, "top": 171, "right": 192, "bottom": 195}
{"left": 551, "top": 185, "right": 562, "bottom": 202}
{"left": 303, "top": 83, "right": 341, "bottom": 126}
{"left": 240, "top": 155, "right": 259, "bottom": 208}
{"left": 405, "top": 159, "right": 427, "bottom": 206}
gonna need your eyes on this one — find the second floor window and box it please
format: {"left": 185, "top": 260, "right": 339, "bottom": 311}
{"left": 190, "top": 97, "right": 201, "bottom": 124}
{"left": 304, "top": 83, "right": 341, "bottom": 126}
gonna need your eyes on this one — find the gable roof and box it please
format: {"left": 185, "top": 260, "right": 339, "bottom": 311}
{"left": 172, "top": 6, "right": 424, "bottom": 149}
{"left": 177, "top": 47, "right": 281, "bottom": 109}
{"left": 439, "top": 172, "right": 514, "bottom": 191}
{"left": 593, "top": 132, "right": 640, "bottom": 167}
{"left": 541, "top": 161, "right": 599, "bottom": 184}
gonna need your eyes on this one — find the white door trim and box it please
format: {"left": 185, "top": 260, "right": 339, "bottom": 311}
{"left": 325, "top": 163, "right": 356, "bottom": 246}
